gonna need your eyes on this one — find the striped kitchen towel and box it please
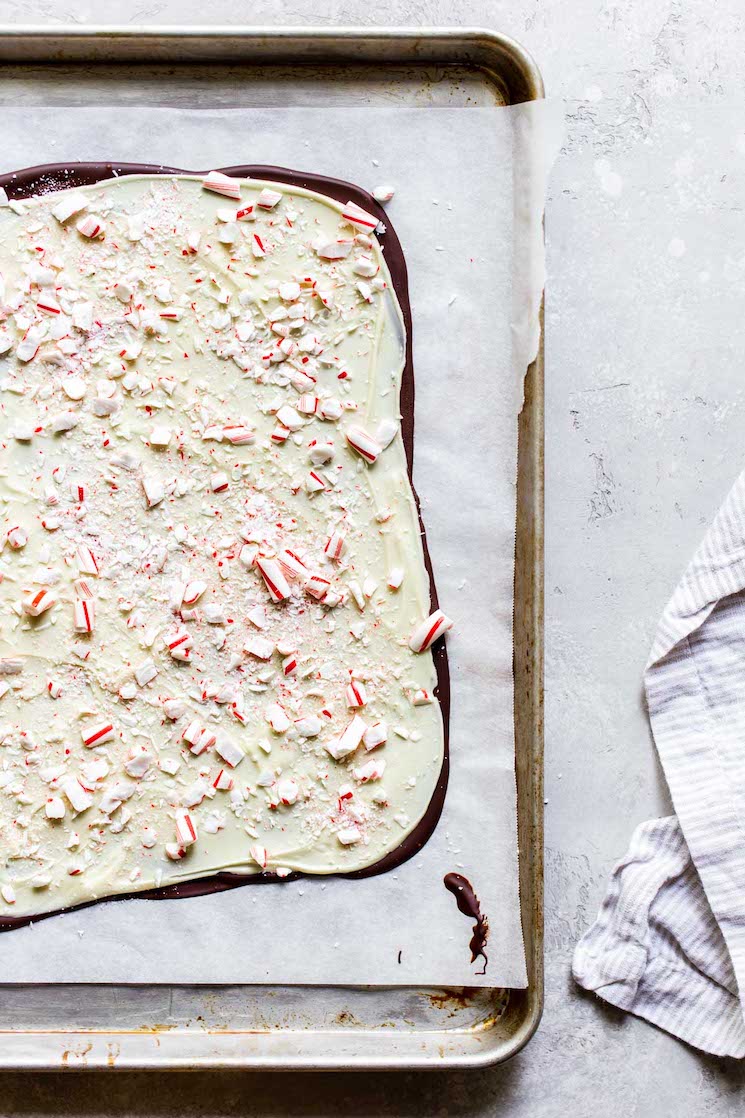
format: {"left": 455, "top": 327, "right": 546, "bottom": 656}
{"left": 573, "top": 471, "right": 745, "bottom": 1057}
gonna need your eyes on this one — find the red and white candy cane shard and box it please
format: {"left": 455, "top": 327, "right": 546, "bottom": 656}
{"left": 175, "top": 808, "right": 197, "bottom": 847}
{"left": 411, "top": 689, "right": 433, "bottom": 706}
{"left": 76, "top": 544, "right": 99, "bottom": 576}
{"left": 348, "top": 580, "right": 365, "bottom": 611}
{"left": 74, "top": 577, "right": 95, "bottom": 599}
{"left": 211, "top": 471, "right": 229, "bottom": 493}
{"left": 182, "top": 721, "right": 216, "bottom": 755}
{"left": 325, "top": 715, "right": 368, "bottom": 761}
{"left": 305, "top": 573, "right": 331, "bottom": 601}
{"left": 6, "top": 526, "right": 27, "bottom": 550}
{"left": 363, "top": 721, "right": 387, "bottom": 752}
{"left": 186, "top": 230, "right": 201, "bottom": 254}
{"left": 45, "top": 795, "right": 66, "bottom": 819}
{"left": 202, "top": 171, "right": 241, "bottom": 200}
{"left": 265, "top": 703, "right": 290, "bottom": 734}
{"left": 236, "top": 204, "right": 255, "bottom": 221}
{"left": 243, "top": 635, "right": 274, "bottom": 660}
{"left": 22, "top": 587, "right": 56, "bottom": 617}
{"left": 277, "top": 547, "right": 309, "bottom": 581}
{"left": 282, "top": 654, "right": 298, "bottom": 676}
{"left": 81, "top": 721, "right": 115, "bottom": 748}
{"left": 71, "top": 482, "right": 87, "bottom": 502}
{"left": 408, "top": 609, "right": 454, "bottom": 653}
{"left": 342, "top": 200, "right": 380, "bottom": 232}
{"left": 306, "top": 470, "right": 327, "bottom": 493}
{"left": 376, "top": 417, "right": 399, "bottom": 449}
{"left": 213, "top": 769, "right": 234, "bottom": 792}
{"left": 252, "top": 233, "right": 267, "bottom": 258}
{"left": 142, "top": 475, "right": 165, "bottom": 508}
{"left": 294, "top": 714, "right": 322, "bottom": 738}
{"left": 249, "top": 843, "right": 268, "bottom": 869}
{"left": 166, "top": 843, "right": 186, "bottom": 861}
{"left": 309, "top": 440, "right": 335, "bottom": 466}
{"left": 352, "top": 757, "right": 386, "bottom": 783}
{"left": 277, "top": 778, "right": 299, "bottom": 806}
{"left": 47, "top": 679, "right": 63, "bottom": 699}
{"left": 73, "top": 598, "right": 96, "bottom": 633}
{"left": 239, "top": 545, "right": 258, "bottom": 571}
{"left": 37, "top": 296, "right": 61, "bottom": 315}
{"left": 296, "top": 394, "right": 318, "bottom": 415}
{"left": 76, "top": 214, "right": 105, "bottom": 239}
{"left": 196, "top": 728, "right": 217, "bottom": 752}
{"left": 181, "top": 719, "right": 202, "bottom": 747}
{"left": 246, "top": 603, "right": 267, "bottom": 629}
{"left": 214, "top": 735, "right": 245, "bottom": 768}
{"left": 60, "top": 776, "right": 93, "bottom": 814}
{"left": 223, "top": 424, "right": 255, "bottom": 445}
{"left": 345, "top": 425, "right": 382, "bottom": 464}
{"left": 134, "top": 659, "right": 158, "bottom": 687}
{"left": 319, "top": 398, "right": 343, "bottom": 422}
{"left": 257, "top": 187, "right": 282, "bottom": 209}
{"left": 276, "top": 404, "right": 303, "bottom": 431}
{"left": 182, "top": 580, "right": 207, "bottom": 606}
{"left": 255, "top": 556, "right": 290, "bottom": 603}
{"left": 372, "top": 185, "right": 395, "bottom": 203}
{"left": 345, "top": 679, "right": 367, "bottom": 709}
{"left": 52, "top": 194, "right": 87, "bottom": 224}
{"left": 163, "top": 697, "right": 186, "bottom": 721}
{"left": 387, "top": 567, "right": 404, "bottom": 590}
{"left": 315, "top": 238, "right": 354, "bottom": 260}
{"left": 324, "top": 528, "right": 346, "bottom": 562}
{"left": 167, "top": 627, "right": 193, "bottom": 660}
{"left": 279, "top": 280, "right": 301, "bottom": 301}
{"left": 352, "top": 254, "right": 379, "bottom": 278}
{"left": 271, "top": 422, "right": 290, "bottom": 444}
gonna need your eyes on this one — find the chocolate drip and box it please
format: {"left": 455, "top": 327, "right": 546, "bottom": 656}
{"left": 443, "top": 872, "right": 489, "bottom": 974}
{"left": 0, "top": 162, "right": 451, "bottom": 931}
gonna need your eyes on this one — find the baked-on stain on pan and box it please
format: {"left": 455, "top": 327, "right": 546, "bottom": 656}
{"left": 0, "top": 162, "right": 450, "bottom": 929}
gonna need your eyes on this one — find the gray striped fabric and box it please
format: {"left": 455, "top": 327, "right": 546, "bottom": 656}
{"left": 573, "top": 473, "right": 745, "bottom": 1057}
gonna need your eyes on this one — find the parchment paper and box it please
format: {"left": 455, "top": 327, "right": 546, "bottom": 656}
{"left": 0, "top": 103, "right": 555, "bottom": 987}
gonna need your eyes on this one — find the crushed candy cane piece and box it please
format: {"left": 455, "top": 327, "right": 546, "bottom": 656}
{"left": 6, "top": 526, "right": 27, "bottom": 550}
{"left": 175, "top": 808, "right": 197, "bottom": 846}
{"left": 342, "top": 200, "right": 380, "bottom": 232}
{"left": 325, "top": 715, "right": 367, "bottom": 761}
{"left": 345, "top": 425, "right": 382, "bottom": 464}
{"left": 255, "top": 556, "right": 290, "bottom": 603}
{"left": 203, "top": 171, "right": 241, "bottom": 200}
{"left": 81, "top": 722, "right": 115, "bottom": 748}
{"left": 22, "top": 588, "right": 57, "bottom": 617}
{"left": 73, "top": 598, "right": 96, "bottom": 633}
{"left": 76, "top": 214, "right": 105, "bottom": 239}
{"left": 409, "top": 609, "right": 454, "bottom": 653}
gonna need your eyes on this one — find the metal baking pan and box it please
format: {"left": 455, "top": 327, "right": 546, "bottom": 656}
{"left": 0, "top": 25, "right": 544, "bottom": 1070}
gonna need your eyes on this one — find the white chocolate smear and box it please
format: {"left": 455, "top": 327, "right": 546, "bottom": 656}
{"left": 0, "top": 172, "right": 448, "bottom": 922}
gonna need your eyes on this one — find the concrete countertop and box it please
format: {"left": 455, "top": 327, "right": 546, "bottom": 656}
{"left": 1, "top": 0, "right": 745, "bottom": 1113}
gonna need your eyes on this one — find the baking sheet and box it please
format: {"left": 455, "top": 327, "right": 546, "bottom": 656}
{"left": 0, "top": 103, "right": 552, "bottom": 987}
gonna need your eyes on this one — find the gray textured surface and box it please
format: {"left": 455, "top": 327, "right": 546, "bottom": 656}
{"left": 1, "top": 0, "right": 745, "bottom": 1112}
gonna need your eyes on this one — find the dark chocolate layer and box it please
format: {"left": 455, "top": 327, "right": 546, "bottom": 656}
{"left": 444, "top": 873, "right": 489, "bottom": 974}
{"left": 0, "top": 163, "right": 450, "bottom": 930}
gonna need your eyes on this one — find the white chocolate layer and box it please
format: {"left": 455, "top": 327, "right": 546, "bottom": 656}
{"left": 0, "top": 173, "right": 444, "bottom": 920}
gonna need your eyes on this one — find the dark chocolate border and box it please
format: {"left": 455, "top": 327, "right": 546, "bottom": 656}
{"left": 0, "top": 163, "right": 450, "bottom": 930}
